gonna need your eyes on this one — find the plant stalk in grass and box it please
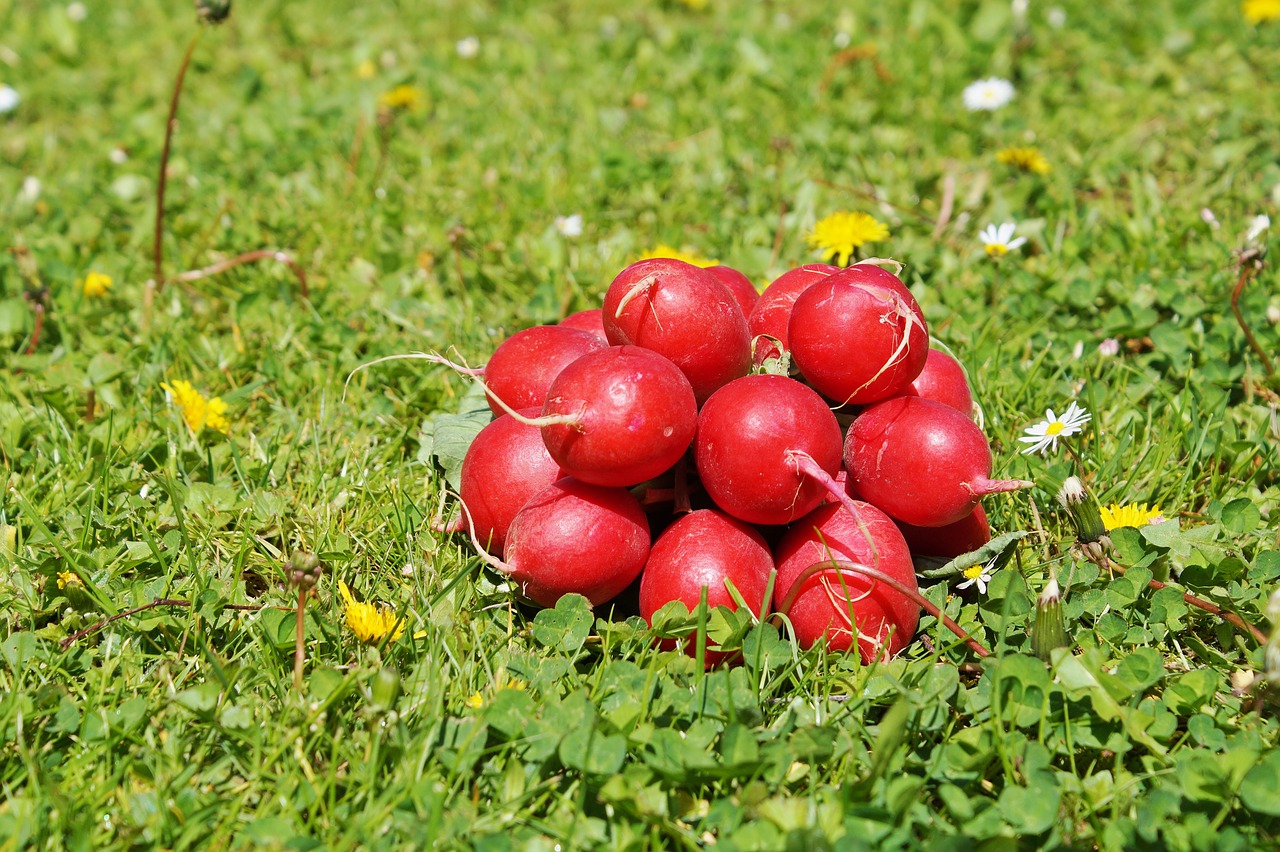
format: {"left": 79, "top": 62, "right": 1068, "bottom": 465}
{"left": 146, "top": 17, "right": 308, "bottom": 329}
{"left": 294, "top": 587, "right": 308, "bottom": 692}
{"left": 59, "top": 598, "right": 280, "bottom": 650}
{"left": 1230, "top": 248, "right": 1274, "bottom": 380}
{"left": 1104, "top": 557, "right": 1267, "bottom": 646}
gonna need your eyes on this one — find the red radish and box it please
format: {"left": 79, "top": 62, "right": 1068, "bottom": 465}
{"left": 747, "top": 263, "right": 839, "bottom": 364}
{"left": 904, "top": 348, "right": 974, "bottom": 418}
{"left": 639, "top": 509, "right": 774, "bottom": 665}
{"left": 603, "top": 257, "right": 751, "bottom": 403}
{"left": 558, "top": 309, "right": 608, "bottom": 342}
{"left": 541, "top": 345, "right": 697, "bottom": 487}
{"left": 774, "top": 501, "right": 919, "bottom": 661}
{"left": 483, "top": 325, "right": 607, "bottom": 417}
{"left": 498, "top": 478, "right": 651, "bottom": 607}
{"left": 844, "top": 396, "right": 1031, "bottom": 527}
{"left": 895, "top": 505, "right": 991, "bottom": 559}
{"left": 694, "top": 375, "right": 843, "bottom": 526}
{"left": 788, "top": 265, "right": 929, "bottom": 405}
{"left": 705, "top": 265, "right": 760, "bottom": 318}
{"left": 459, "top": 409, "right": 565, "bottom": 555}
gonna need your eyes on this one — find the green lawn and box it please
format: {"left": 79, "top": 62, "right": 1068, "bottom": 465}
{"left": 2, "top": 0, "right": 1279, "bottom": 848}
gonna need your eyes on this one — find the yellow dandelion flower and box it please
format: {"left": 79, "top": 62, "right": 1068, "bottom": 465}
{"left": 637, "top": 243, "right": 719, "bottom": 268}
{"left": 996, "top": 145, "right": 1051, "bottom": 175}
{"left": 377, "top": 84, "right": 427, "bottom": 113}
{"left": 160, "top": 380, "right": 231, "bottom": 436}
{"left": 1099, "top": 503, "right": 1166, "bottom": 532}
{"left": 465, "top": 692, "right": 485, "bottom": 709}
{"left": 57, "top": 570, "right": 82, "bottom": 589}
{"left": 806, "top": 212, "right": 890, "bottom": 267}
{"left": 77, "top": 271, "right": 113, "bottom": 297}
{"left": 338, "top": 580, "right": 404, "bottom": 644}
{"left": 1244, "top": 0, "right": 1280, "bottom": 24}
{"left": 355, "top": 59, "right": 377, "bottom": 80}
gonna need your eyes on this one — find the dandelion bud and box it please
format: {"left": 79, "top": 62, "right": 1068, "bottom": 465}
{"left": 287, "top": 551, "right": 324, "bottom": 589}
{"left": 1031, "top": 575, "right": 1069, "bottom": 661}
{"left": 1057, "top": 477, "right": 1107, "bottom": 545}
{"left": 195, "top": 0, "right": 231, "bottom": 25}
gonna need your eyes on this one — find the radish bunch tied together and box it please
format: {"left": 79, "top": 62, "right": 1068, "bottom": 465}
{"left": 445, "top": 257, "right": 1029, "bottom": 665}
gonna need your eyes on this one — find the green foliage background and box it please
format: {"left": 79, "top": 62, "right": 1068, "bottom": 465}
{"left": 2, "top": 0, "right": 1279, "bottom": 848}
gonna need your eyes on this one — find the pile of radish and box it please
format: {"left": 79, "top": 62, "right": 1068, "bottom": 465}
{"left": 447, "top": 258, "right": 1029, "bottom": 665}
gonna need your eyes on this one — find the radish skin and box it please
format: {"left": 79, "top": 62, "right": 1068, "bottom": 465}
{"left": 845, "top": 396, "right": 1031, "bottom": 527}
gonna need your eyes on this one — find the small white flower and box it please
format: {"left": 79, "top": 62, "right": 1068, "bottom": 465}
{"left": 456, "top": 36, "right": 480, "bottom": 59}
{"left": 1097, "top": 338, "right": 1120, "bottom": 357}
{"left": 1046, "top": 7, "right": 1067, "bottom": 28}
{"left": 20, "top": 176, "right": 40, "bottom": 203}
{"left": 957, "top": 564, "right": 994, "bottom": 595}
{"left": 554, "top": 213, "right": 583, "bottom": 238}
{"left": 1267, "top": 305, "right": 1280, "bottom": 325}
{"left": 1200, "top": 208, "right": 1220, "bottom": 230}
{"left": 0, "top": 84, "right": 19, "bottom": 114}
{"left": 1019, "top": 400, "right": 1092, "bottom": 455}
{"left": 833, "top": 32, "right": 851, "bottom": 49}
{"left": 1246, "top": 214, "right": 1270, "bottom": 245}
{"left": 66, "top": 2, "right": 87, "bottom": 21}
{"left": 109, "top": 146, "right": 129, "bottom": 164}
{"left": 962, "top": 77, "right": 1015, "bottom": 112}
{"left": 978, "top": 222, "right": 1027, "bottom": 258}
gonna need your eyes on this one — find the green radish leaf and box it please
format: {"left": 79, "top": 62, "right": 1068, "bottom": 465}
{"left": 420, "top": 381, "right": 492, "bottom": 489}
{"left": 916, "top": 530, "right": 1030, "bottom": 579}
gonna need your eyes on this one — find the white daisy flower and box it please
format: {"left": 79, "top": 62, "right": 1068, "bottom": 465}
{"left": 957, "top": 563, "right": 994, "bottom": 595}
{"left": 20, "top": 176, "right": 40, "bottom": 203}
{"left": 555, "top": 213, "right": 583, "bottom": 238}
{"left": 456, "top": 36, "right": 480, "bottom": 59}
{"left": 1246, "top": 213, "right": 1270, "bottom": 245}
{"left": 1019, "top": 400, "right": 1092, "bottom": 455}
{"left": 962, "top": 77, "right": 1015, "bottom": 112}
{"left": 0, "top": 84, "right": 19, "bottom": 114}
{"left": 978, "top": 222, "right": 1027, "bottom": 258}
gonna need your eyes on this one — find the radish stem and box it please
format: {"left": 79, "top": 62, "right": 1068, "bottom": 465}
{"left": 774, "top": 560, "right": 991, "bottom": 658}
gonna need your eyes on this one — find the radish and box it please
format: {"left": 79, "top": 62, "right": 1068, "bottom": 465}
{"left": 603, "top": 257, "right": 751, "bottom": 403}
{"left": 747, "top": 263, "right": 839, "bottom": 365}
{"left": 694, "top": 375, "right": 843, "bottom": 526}
{"left": 558, "top": 308, "right": 608, "bottom": 342}
{"left": 788, "top": 264, "right": 929, "bottom": 406}
{"left": 540, "top": 345, "right": 697, "bottom": 487}
{"left": 705, "top": 265, "right": 760, "bottom": 318}
{"left": 483, "top": 325, "right": 607, "bottom": 417}
{"left": 494, "top": 478, "right": 651, "bottom": 607}
{"left": 773, "top": 501, "right": 919, "bottom": 661}
{"left": 639, "top": 509, "right": 774, "bottom": 665}
{"left": 844, "top": 396, "right": 1031, "bottom": 527}
{"left": 895, "top": 505, "right": 991, "bottom": 559}
{"left": 458, "top": 409, "right": 565, "bottom": 555}
{"left": 904, "top": 348, "right": 974, "bottom": 418}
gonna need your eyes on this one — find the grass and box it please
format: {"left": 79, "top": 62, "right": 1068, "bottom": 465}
{"left": 3, "top": 0, "right": 1280, "bottom": 848}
